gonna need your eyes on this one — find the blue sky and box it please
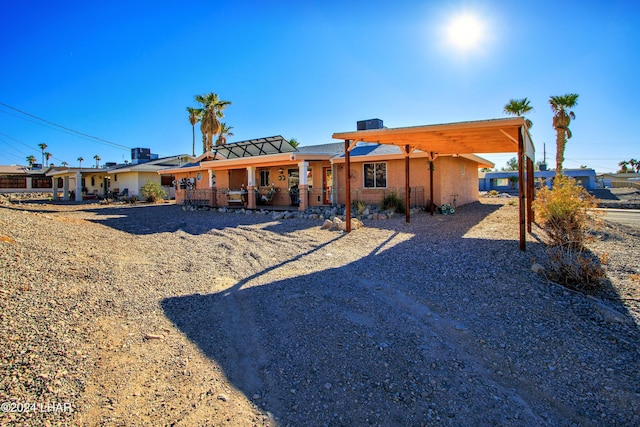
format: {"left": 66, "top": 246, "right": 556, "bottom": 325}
{"left": 1, "top": 0, "right": 638, "bottom": 172}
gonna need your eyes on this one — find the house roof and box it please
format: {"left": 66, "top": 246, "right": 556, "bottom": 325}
{"left": 0, "top": 165, "right": 52, "bottom": 175}
{"left": 106, "top": 155, "right": 192, "bottom": 174}
{"left": 0, "top": 165, "right": 29, "bottom": 174}
{"left": 333, "top": 117, "right": 534, "bottom": 160}
{"left": 296, "top": 142, "right": 345, "bottom": 154}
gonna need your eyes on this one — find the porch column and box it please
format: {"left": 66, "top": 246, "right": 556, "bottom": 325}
{"left": 52, "top": 176, "right": 59, "bottom": 201}
{"left": 246, "top": 166, "right": 256, "bottom": 210}
{"left": 75, "top": 172, "right": 83, "bottom": 201}
{"left": 298, "top": 161, "right": 309, "bottom": 211}
{"left": 518, "top": 127, "right": 526, "bottom": 251}
{"left": 429, "top": 152, "right": 435, "bottom": 216}
{"left": 526, "top": 156, "right": 534, "bottom": 233}
{"left": 344, "top": 140, "right": 351, "bottom": 232}
{"left": 63, "top": 176, "right": 70, "bottom": 201}
{"left": 404, "top": 145, "right": 410, "bottom": 223}
{"left": 208, "top": 170, "right": 216, "bottom": 206}
{"left": 26, "top": 177, "right": 32, "bottom": 190}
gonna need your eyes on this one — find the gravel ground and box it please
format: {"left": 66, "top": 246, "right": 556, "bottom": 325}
{"left": 0, "top": 198, "right": 638, "bottom": 426}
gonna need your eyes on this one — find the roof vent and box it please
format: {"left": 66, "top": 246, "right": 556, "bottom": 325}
{"left": 357, "top": 119, "right": 383, "bottom": 130}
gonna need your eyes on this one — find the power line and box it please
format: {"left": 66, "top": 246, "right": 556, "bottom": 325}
{"left": 0, "top": 131, "right": 68, "bottom": 165}
{"left": 0, "top": 101, "right": 132, "bottom": 151}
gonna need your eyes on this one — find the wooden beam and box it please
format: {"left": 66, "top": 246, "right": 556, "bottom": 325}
{"left": 518, "top": 128, "right": 526, "bottom": 251}
{"left": 345, "top": 139, "right": 352, "bottom": 233}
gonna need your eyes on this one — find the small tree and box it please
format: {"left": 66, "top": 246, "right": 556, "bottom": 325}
{"left": 502, "top": 157, "right": 518, "bottom": 171}
{"left": 140, "top": 180, "right": 167, "bottom": 203}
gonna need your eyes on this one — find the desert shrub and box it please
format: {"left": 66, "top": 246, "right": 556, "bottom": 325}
{"left": 533, "top": 175, "right": 600, "bottom": 249}
{"left": 533, "top": 176, "right": 605, "bottom": 292}
{"left": 381, "top": 192, "right": 405, "bottom": 213}
{"left": 140, "top": 181, "right": 166, "bottom": 203}
{"left": 546, "top": 246, "right": 607, "bottom": 292}
{"left": 352, "top": 200, "right": 367, "bottom": 215}
{"left": 487, "top": 190, "right": 499, "bottom": 197}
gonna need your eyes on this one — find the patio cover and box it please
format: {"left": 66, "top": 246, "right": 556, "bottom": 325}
{"left": 332, "top": 117, "right": 535, "bottom": 250}
{"left": 210, "top": 135, "right": 296, "bottom": 159}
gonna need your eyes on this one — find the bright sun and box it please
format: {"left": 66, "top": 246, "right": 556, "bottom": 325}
{"left": 446, "top": 13, "right": 484, "bottom": 51}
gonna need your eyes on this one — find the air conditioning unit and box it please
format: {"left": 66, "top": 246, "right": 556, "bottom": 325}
{"left": 357, "top": 119, "right": 383, "bottom": 130}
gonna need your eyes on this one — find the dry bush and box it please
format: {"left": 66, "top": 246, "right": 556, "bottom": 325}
{"left": 533, "top": 176, "right": 605, "bottom": 292}
{"left": 546, "top": 246, "right": 606, "bottom": 292}
{"left": 533, "top": 176, "right": 601, "bottom": 248}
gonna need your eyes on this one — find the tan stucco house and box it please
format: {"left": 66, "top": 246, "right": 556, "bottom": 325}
{"left": 158, "top": 134, "right": 493, "bottom": 211}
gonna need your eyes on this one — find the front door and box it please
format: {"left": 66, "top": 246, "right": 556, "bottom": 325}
{"left": 322, "top": 167, "right": 332, "bottom": 205}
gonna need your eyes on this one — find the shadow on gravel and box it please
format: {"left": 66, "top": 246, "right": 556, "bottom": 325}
{"left": 82, "top": 204, "right": 310, "bottom": 235}
{"left": 161, "top": 202, "right": 639, "bottom": 426}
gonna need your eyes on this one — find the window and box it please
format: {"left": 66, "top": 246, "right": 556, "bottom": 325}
{"left": 91, "top": 176, "right": 95, "bottom": 186}
{"left": 114, "top": 174, "right": 118, "bottom": 182}
{"left": 259, "top": 170, "right": 270, "bottom": 187}
{"left": 364, "top": 162, "right": 386, "bottom": 188}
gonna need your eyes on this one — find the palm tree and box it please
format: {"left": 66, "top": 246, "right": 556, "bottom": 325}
{"left": 93, "top": 154, "right": 101, "bottom": 168}
{"left": 186, "top": 107, "right": 202, "bottom": 157}
{"left": 216, "top": 122, "right": 234, "bottom": 146}
{"left": 629, "top": 158, "right": 639, "bottom": 173}
{"left": 549, "top": 93, "right": 579, "bottom": 175}
{"left": 38, "top": 142, "right": 48, "bottom": 166}
{"left": 194, "top": 92, "right": 231, "bottom": 153}
{"left": 26, "top": 155, "right": 37, "bottom": 168}
{"left": 77, "top": 156, "right": 84, "bottom": 168}
{"left": 44, "top": 152, "right": 52, "bottom": 167}
{"left": 288, "top": 138, "right": 300, "bottom": 149}
{"left": 618, "top": 161, "right": 629, "bottom": 173}
{"left": 61, "top": 161, "right": 69, "bottom": 168}
{"left": 503, "top": 98, "right": 533, "bottom": 129}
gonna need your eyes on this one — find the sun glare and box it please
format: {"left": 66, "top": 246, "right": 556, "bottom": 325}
{"left": 446, "top": 13, "right": 484, "bottom": 51}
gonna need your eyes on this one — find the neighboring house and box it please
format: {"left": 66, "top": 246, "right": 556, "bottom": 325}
{"left": 0, "top": 165, "right": 53, "bottom": 193}
{"left": 46, "top": 167, "right": 116, "bottom": 201}
{"left": 106, "top": 155, "right": 193, "bottom": 199}
{"left": 596, "top": 172, "right": 640, "bottom": 189}
{"left": 479, "top": 169, "right": 596, "bottom": 192}
{"left": 159, "top": 135, "right": 493, "bottom": 210}
{"left": 46, "top": 153, "right": 193, "bottom": 201}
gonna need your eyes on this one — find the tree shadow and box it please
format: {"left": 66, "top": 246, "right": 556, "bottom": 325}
{"left": 161, "top": 202, "right": 639, "bottom": 425}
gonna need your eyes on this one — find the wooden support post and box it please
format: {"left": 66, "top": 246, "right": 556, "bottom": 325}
{"left": 518, "top": 128, "right": 526, "bottom": 251}
{"left": 404, "top": 145, "right": 410, "bottom": 223}
{"left": 429, "top": 152, "right": 435, "bottom": 216}
{"left": 344, "top": 139, "right": 351, "bottom": 233}
{"left": 526, "top": 156, "right": 534, "bottom": 233}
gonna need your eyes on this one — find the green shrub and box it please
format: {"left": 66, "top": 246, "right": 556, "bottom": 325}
{"left": 140, "top": 181, "right": 166, "bottom": 203}
{"left": 381, "top": 192, "right": 405, "bottom": 213}
{"left": 352, "top": 200, "right": 367, "bottom": 215}
{"left": 532, "top": 176, "right": 605, "bottom": 292}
